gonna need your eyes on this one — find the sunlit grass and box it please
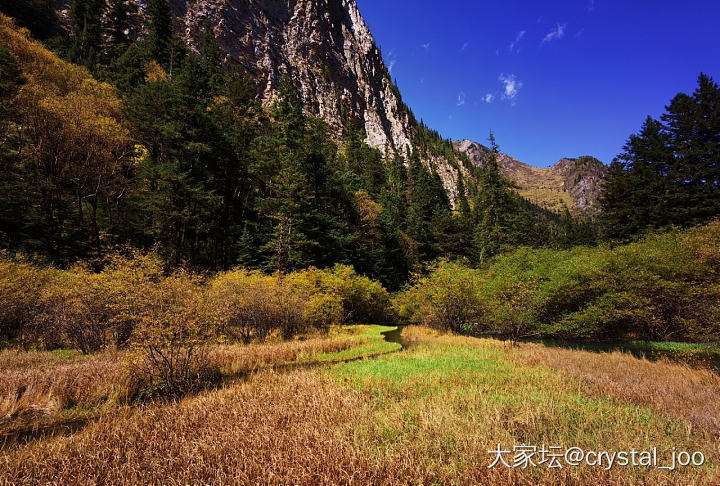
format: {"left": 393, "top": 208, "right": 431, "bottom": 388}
{"left": 0, "top": 325, "right": 376, "bottom": 437}
{"left": 323, "top": 330, "right": 718, "bottom": 483}
{"left": 317, "top": 324, "right": 400, "bottom": 361}
{"left": 2, "top": 325, "right": 718, "bottom": 484}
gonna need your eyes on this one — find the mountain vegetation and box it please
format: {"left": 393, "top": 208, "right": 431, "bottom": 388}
{"left": 0, "top": 3, "right": 718, "bottom": 344}
{"left": 0, "top": 11, "right": 594, "bottom": 291}
{"left": 455, "top": 139, "right": 608, "bottom": 217}
{"left": 395, "top": 221, "right": 720, "bottom": 342}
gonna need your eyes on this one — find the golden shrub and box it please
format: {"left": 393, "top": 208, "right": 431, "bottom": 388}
{"left": 126, "top": 271, "right": 215, "bottom": 399}
{"left": 33, "top": 267, "right": 111, "bottom": 354}
{"left": 0, "top": 253, "right": 53, "bottom": 346}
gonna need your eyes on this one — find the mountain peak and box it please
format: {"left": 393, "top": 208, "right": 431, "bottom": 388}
{"left": 165, "top": 0, "right": 413, "bottom": 154}
{"left": 453, "top": 140, "right": 607, "bottom": 216}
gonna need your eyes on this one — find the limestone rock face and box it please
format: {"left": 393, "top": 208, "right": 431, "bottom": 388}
{"left": 158, "top": 0, "right": 413, "bottom": 155}
{"left": 454, "top": 139, "right": 607, "bottom": 217}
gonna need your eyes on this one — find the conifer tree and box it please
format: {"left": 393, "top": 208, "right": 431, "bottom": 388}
{"left": 69, "top": 0, "right": 106, "bottom": 69}
{"left": 473, "top": 132, "right": 520, "bottom": 261}
{"left": 106, "top": 0, "right": 137, "bottom": 56}
{"left": 342, "top": 118, "right": 386, "bottom": 197}
{"left": 600, "top": 74, "right": 720, "bottom": 239}
{"left": 146, "top": 0, "right": 173, "bottom": 67}
{"left": 662, "top": 73, "right": 720, "bottom": 224}
{"left": 599, "top": 117, "right": 670, "bottom": 239}
{"left": 405, "top": 151, "right": 450, "bottom": 265}
{"left": 262, "top": 77, "right": 319, "bottom": 272}
{"left": 452, "top": 174, "right": 476, "bottom": 259}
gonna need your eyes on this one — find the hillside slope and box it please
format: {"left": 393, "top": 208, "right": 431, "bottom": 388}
{"left": 45, "top": 0, "right": 603, "bottom": 212}
{"left": 454, "top": 139, "right": 607, "bottom": 216}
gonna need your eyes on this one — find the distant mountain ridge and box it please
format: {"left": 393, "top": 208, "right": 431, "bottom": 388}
{"left": 453, "top": 139, "right": 607, "bottom": 216}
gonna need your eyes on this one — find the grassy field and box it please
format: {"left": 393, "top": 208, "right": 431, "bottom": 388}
{"left": 1, "top": 325, "right": 719, "bottom": 485}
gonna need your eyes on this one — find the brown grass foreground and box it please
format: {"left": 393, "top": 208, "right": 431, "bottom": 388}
{"left": 512, "top": 341, "right": 720, "bottom": 439}
{"left": 1, "top": 326, "right": 718, "bottom": 485}
{"left": 0, "top": 371, "right": 629, "bottom": 486}
{"left": 0, "top": 332, "right": 360, "bottom": 439}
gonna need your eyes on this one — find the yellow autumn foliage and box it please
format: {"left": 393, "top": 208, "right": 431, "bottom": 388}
{"left": 0, "top": 14, "right": 135, "bottom": 243}
{"left": 0, "top": 252, "right": 391, "bottom": 354}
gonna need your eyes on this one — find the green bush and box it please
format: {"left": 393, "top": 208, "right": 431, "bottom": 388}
{"left": 396, "top": 221, "right": 720, "bottom": 342}
{"left": 393, "top": 260, "right": 485, "bottom": 333}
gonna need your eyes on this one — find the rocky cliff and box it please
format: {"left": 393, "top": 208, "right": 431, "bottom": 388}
{"left": 157, "top": 0, "right": 413, "bottom": 155}
{"left": 137, "top": 0, "right": 471, "bottom": 201}
{"left": 454, "top": 139, "right": 607, "bottom": 217}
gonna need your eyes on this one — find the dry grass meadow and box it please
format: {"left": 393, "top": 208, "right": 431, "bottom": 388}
{"left": 1, "top": 325, "right": 719, "bottom": 485}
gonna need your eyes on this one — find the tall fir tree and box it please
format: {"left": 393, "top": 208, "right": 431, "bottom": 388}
{"left": 405, "top": 151, "right": 451, "bottom": 267}
{"left": 473, "top": 132, "right": 520, "bottom": 261}
{"left": 106, "top": 0, "right": 137, "bottom": 57}
{"left": 661, "top": 73, "right": 720, "bottom": 224}
{"left": 69, "top": 0, "right": 106, "bottom": 69}
{"left": 146, "top": 0, "right": 173, "bottom": 68}
{"left": 599, "top": 117, "right": 671, "bottom": 239}
{"left": 261, "top": 77, "right": 318, "bottom": 272}
{"left": 600, "top": 74, "right": 720, "bottom": 239}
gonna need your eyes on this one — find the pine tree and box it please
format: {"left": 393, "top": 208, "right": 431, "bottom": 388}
{"left": 405, "top": 151, "right": 450, "bottom": 265}
{"left": 432, "top": 174, "right": 474, "bottom": 262}
{"left": 600, "top": 74, "right": 720, "bottom": 240}
{"left": 106, "top": 0, "right": 137, "bottom": 56}
{"left": 69, "top": 0, "right": 106, "bottom": 69}
{"left": 273, "top": 76, "right": 305, "bottom": 148}
{"left": 342, "top": 118, "right": 386, "bottom": 197}
{"left": 379, "top": 155, "right": 408, "bottom": 232}
{"left": 662, "top": 73, "right": 720, "bottom": 225}
{"left": 146, "top": 0, "right": 173, "bottom": 67}
{"left": 260, "top": 78, "right": 316, "bottom": 272}
{"left": 473, "top": 132, "right": 519, "bottom": 261}
{"left": 599, "top": 117, "right": 671, "bottom": 239}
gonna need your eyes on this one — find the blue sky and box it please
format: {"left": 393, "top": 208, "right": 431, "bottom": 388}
{"left": 356, "top": 0, "right": 720, "bottom": 167}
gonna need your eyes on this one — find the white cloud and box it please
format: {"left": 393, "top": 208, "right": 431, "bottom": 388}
{"left": 421, "top": 42, "right": 431, "bottom": 50}
{"left": 385, "top": 48, "right": 398, "bottom": 73}
{"left": 542, "top": 23, "right": 567, "bottom": 44}
{"left": 482, "top": 93, "right": 495, "bottom": 104}
{"left": 499, "top": 74, "right": 522, "bottom": 104}
{"left": 456, "top": 91, "right": 466, "bottom": 106}
{"left": 508, "top": 30, "right": 526, "bottom": 53}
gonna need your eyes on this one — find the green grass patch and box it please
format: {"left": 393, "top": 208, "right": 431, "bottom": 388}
{"left": 626, "top": 340, "right": 720, "bottom": 353}
{"left": 316, "top": 324, "right": 401, "bottom": 362}
{"left": 325, "top": 331, "right": 709, "bottom": 475}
